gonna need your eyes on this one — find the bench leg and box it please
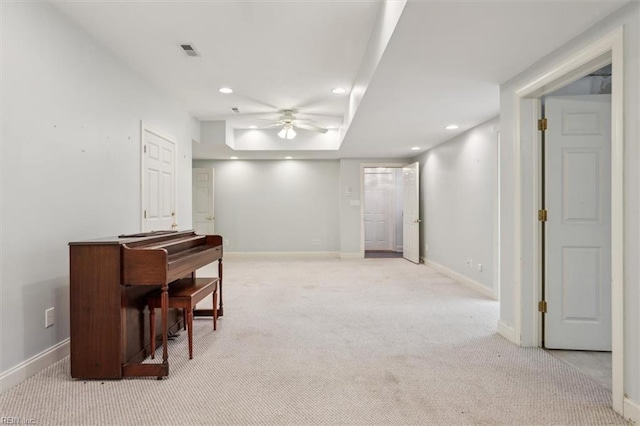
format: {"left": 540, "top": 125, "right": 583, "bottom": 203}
{"left": 150, "top": 306, "right": 155, "bottom": 360}
{"left": 212, "top": 290, "right": 218, "bottom": 331}
{"left": 187, "top": 308, "right": 194, "bottom": 360}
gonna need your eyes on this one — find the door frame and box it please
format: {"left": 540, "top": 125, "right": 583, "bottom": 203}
{"left": 140, "top": 121, "right": 178, "bottom": 232}
{"left": 360, "top": 162, "right": 407, "bottom": 257}
{"left": 513, "top": 28, "right": 624, "bottom": 413}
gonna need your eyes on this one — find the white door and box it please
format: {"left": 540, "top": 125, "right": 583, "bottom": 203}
{"left": 402, "top": 162, "right": 420, "bottom": 264}
{"left": 545, "top": 95, "right": 611, "bottom": 350}
{"left": 192, "top": 168, "right": 215, "bottom": 235}
{"left": 364, "top": 170, "right": 395, "bottom": 251}
{"left": 142, "top": 124, "right": 176, "bottom": 232}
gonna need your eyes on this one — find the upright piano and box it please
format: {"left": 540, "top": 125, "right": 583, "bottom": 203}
{"left": 69, "top": 230, "right": 223, "bottom": 379}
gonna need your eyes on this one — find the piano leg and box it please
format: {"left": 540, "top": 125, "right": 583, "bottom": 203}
{"left": 161, "top": 283, "right": 169, "bottom": 376}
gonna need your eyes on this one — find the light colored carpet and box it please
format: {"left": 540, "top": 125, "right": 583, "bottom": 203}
{"left": 0, "top": 257, "right": 628, "bottom": 425}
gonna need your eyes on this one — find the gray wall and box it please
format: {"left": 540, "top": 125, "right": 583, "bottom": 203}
{"left": 192, "top": 160, "right": 341, "bottom": 253}
{"left": 499, "top": 2, "right": 640, "bottom": 401}
{"left": 192, "top": 158, "right": 411, "bottom": 257}
{"left": 1, "top": 3, "right": 197, "bottom": 374}
{"left": 415, "top": 117, "right": 499, "bottom": 295}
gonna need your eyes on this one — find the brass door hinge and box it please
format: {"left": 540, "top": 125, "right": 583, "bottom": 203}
{"left": 538, "top": 118, "right": 548, "bottom": 131}
{"left": 538, "top": 300, "right": 548, "bottom": 313}
{"left": 538, "top": 209, "right": 548, "bottom": 222}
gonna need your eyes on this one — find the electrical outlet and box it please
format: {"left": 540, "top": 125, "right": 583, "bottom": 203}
{"left": 45, "top": 307, "right": 55, "bottom": 328}
{"left": 224, "top": 239, "right": 229, "bottom": 246}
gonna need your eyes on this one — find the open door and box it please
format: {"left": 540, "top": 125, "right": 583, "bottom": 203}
{"left": 402, "top": 162, "right": 420, "bottom": 263}
{"left": 544, "top": 95, "right": 611, "bottom": 350}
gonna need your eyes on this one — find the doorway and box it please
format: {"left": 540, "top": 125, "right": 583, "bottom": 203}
{"left": 363, "top": 167, "right": 403, "bottom": 258}
{"left": 513, "top": 28, "right": 624, "bottom": 414}
{"left": 360, "top": 161, "right": 421, "bottom": 262}
{"left": 540, "top": 65, "right": 613, "bottom": 390}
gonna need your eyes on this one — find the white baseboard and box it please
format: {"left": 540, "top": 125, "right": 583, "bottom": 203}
{"left": 340, "top": 252, "right": 364, "bottom": 259}
{"left": 0, "top": 338, "right": 69, "bottom": 394}
{"left": 226, "top": 251, "right": 340, "bottom": 258}
{"left": 497, "top": 320, "right": 518, "bottom": 344}
{"left": 424, "top": 259, "right": 497, "bottom": 300}
{"left": 624, "top": 396, "right": 640, "bottom": 424}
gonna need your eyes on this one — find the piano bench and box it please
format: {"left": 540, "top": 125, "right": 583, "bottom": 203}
{"left": 148, "top": 277, "right": 219, "bottom": 360}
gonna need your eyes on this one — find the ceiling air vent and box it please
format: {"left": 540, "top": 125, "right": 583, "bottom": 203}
{"left": 180, "top": 44, "right": 199, "bottom": 57}
{"left": 231, "top": 107, "right": 240, "bottom": 113}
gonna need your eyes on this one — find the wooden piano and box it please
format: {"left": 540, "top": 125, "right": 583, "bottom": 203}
{"left": 69, "top": 230, "right": 223, "bottom": 379}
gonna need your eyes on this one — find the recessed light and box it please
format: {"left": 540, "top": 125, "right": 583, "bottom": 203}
{"left": 285, "top": 156, "right": 293, "bottom": 160}
{"left": 219, "top": 87, "right": 233, "bottom": 94}
{"left": 230, "top": 156, "right": 238, "bottom": 160}
{"left": 445, "top": 124, "right": 459, "bottom": 130}
{"left": 248, "top": 125, "right": 257, "bottom": 129}
{"left": 332, "top": 87, "right": 346, "bottom": 94}
{"left": 411, "top": 146, "right": 421, "bottom": 151}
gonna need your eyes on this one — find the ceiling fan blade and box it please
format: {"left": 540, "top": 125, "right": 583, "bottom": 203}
{"left": 293, "top": 122, "right": 328, "bottom": 134}
{"left": 233, "top": 94, "right": 279, "bottom": 110}
{"left": 257, "top": 123, "right": 282, "bottom": 129}
{"left": 215, "top": 112, "right": 279, "bottom": 120}
{"left": 296, "top": 112, "right": 342, "bottom": 120}
{"left": 292, "top": 96, "right": 330, "bottom": 110}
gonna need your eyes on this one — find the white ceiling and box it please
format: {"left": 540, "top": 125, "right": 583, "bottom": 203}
{"left": 52, "top": 0, "right": 629, "bottom": 160}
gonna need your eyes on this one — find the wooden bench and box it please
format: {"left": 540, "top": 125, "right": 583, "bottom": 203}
{"left": 148, "top": 277, "right": 219, "bottom": 360}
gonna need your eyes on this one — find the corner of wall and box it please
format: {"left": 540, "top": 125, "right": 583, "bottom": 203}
{"left": 623, "top": 397, "right": 640, "bottom": 424}
{"left": 425, "top": 259, "right": 496, "bottom": 300}
{"left": 0, "top": 339, "right": 69, "bottom": 394}
{"left": 497, "top": 320, "right": 518, "bottom": 345}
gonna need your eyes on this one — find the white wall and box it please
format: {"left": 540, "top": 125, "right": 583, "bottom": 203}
{"left": 339, "top": 159, "right": 410, "bottom": 256}
{"left": 1, "top": 3, "right": 197, "bottom": 375}
{"left": 415, "top": 117, "right": 499, "bottom": 295}
{"left": 192, "top": 160, "right": 340, "bottom": 253}
{"left": 499, "top": 1, "right": 639, "bottom": 403}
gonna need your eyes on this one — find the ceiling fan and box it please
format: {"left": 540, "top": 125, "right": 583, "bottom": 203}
{"left": 257, "top": 110, "right": 329, "bottom": 139}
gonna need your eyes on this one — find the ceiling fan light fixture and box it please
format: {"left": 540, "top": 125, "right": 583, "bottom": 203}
{"left": 278, "top": 124, "right": 296, "bottom": 139}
